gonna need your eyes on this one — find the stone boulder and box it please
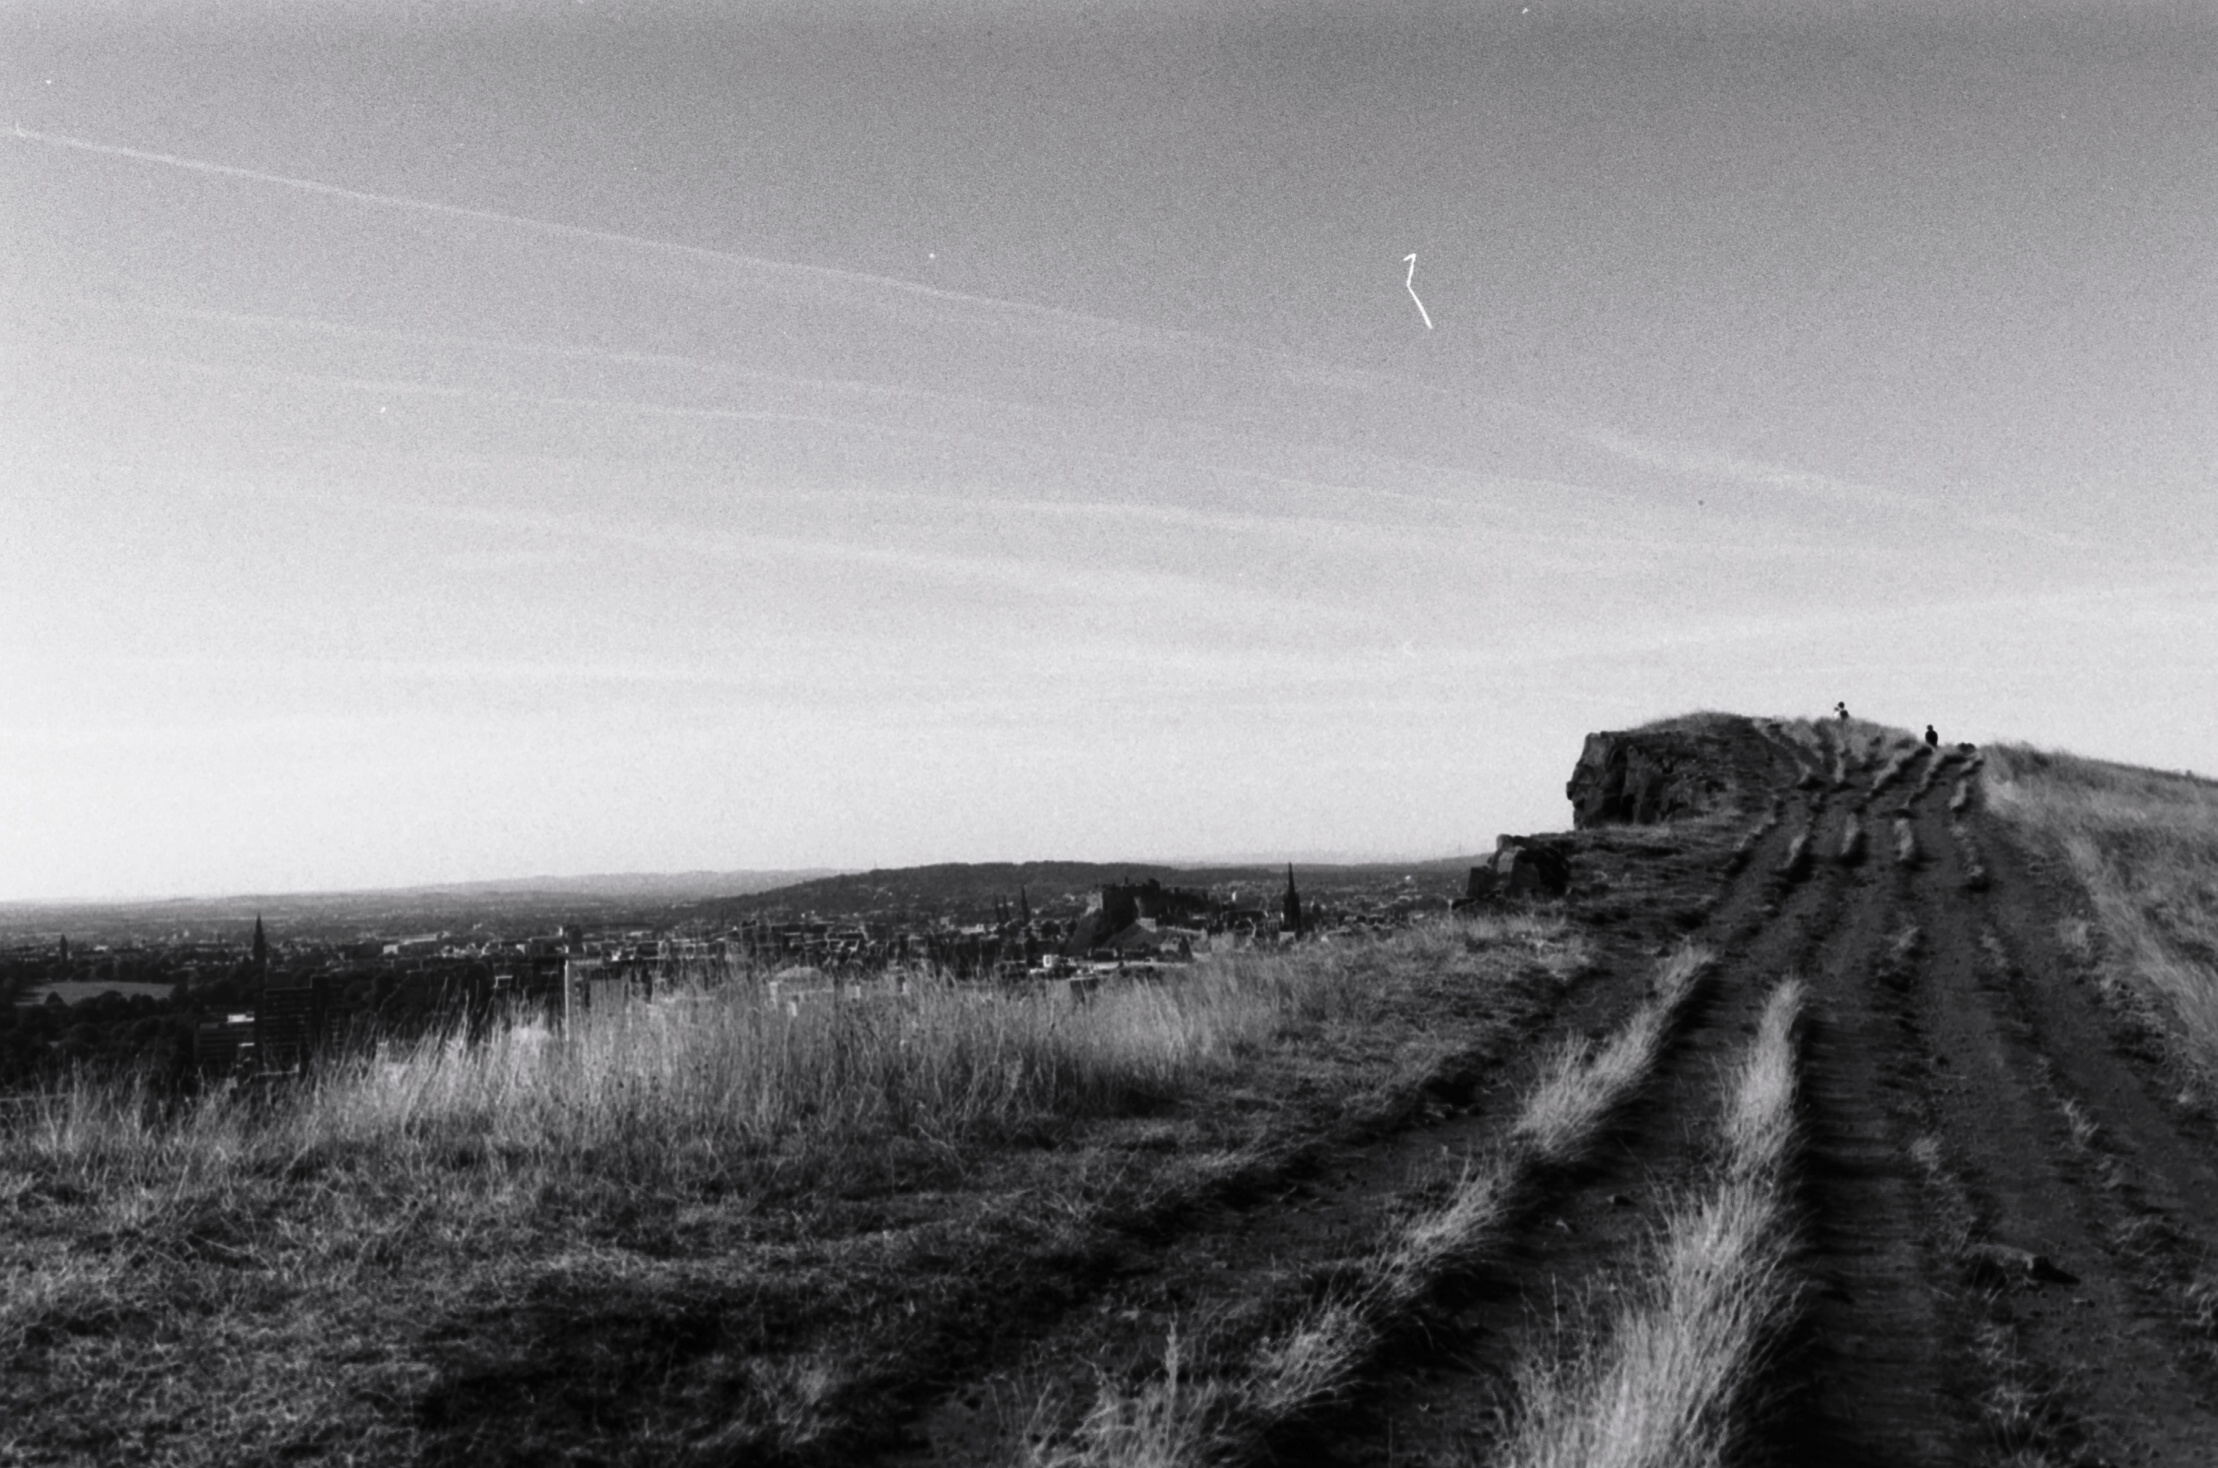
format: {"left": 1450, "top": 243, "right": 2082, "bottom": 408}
{"left": 1464, "top": 834, "right": 1575, "bottom": 903}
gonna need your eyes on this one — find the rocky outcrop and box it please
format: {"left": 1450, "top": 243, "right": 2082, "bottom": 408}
{"left": 1567, "top": 727, "right": 1741, "bottom": 828}
{"left": 1464, "top": 835, "right": 1575, "bottom": 903}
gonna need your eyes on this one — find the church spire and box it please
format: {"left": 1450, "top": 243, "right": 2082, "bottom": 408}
{"left": 1282, "top": 864, "right": 1304, "bottom": 938}
{"left": 251, "top": 915, "right": 269, "bottom": 971}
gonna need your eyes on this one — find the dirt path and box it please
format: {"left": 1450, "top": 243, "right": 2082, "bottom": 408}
{"left": 874, "top": 991, "right": 1619, "bottom": 1467}
{"left": 863, "top": 720, "right": 2218, "bottom": 1465}
{"left": 1892, "top": 776, "right": 2218, "bottom": 1463}
{"left": 1674, "top": 735, "right": 2218, "bottom": 1466}
{"left": 1261, "top": 726, "right": 2218, "bottom": 1467}
{"left": 1292, "top": 739, "right": 1832, "bottom": 1467}
{"left": 1778, "top": 754, "right": 1989, "bottom": 1466}
{"left": 867, "top": 762, "right": 1788, "bottom": 1467}
{"left": 1656, "top": 737, "right": 2218, "bottom": 1467}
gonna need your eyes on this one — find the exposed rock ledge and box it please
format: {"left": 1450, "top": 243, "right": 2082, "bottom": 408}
{"left": 1566, "top": 720, "right": 1763, "bottom": 829}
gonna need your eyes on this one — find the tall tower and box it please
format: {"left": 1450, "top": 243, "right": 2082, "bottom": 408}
{"left": 250, "top": 915, "right": 269, "bottom": 972}
{"left": 1282, "top": 864, "right": 1304, "bottom": 938}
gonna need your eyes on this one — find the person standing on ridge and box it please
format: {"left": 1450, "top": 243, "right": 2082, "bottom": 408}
{"left": 1925, "top": 724, "right": 1939, "bottom": 747}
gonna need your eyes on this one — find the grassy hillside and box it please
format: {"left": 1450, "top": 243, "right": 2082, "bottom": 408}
{"left": 1984, "top": 745, "right": 2218, "bottom": 1091}
{"left": 0, "top": 913, "right": 1586, "bottom": 1465}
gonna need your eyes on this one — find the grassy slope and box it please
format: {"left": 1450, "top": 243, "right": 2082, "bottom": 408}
{"left": 1984, "top": 745, "right": 2218, "bottom": 1090}
{"left": 0, "top": 914, "right": 1587, "bottom": 1467}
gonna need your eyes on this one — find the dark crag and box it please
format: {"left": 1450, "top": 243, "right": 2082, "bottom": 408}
{"left": 1565, "top": 715, "right": 1778, "bottom": 828}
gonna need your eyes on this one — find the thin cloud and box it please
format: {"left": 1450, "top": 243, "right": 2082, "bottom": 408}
{"left": 82, "top": 296, "right": 989, "bottom": 413}
{"left": 223, "top": 480, "right": 1386, "bottom": 635}
{"left": 65, "top": 301, "right": 1541, "bottom": 529}
{"left": 1288, "top": 358, "right": 2093, "bottom": 552}
{"left": 5, "top": 124, "right": 1267, "bottom": 358}
{"left": 16, "top": 128, "right": 1982, "bottom": 549}
{"left": 81, "top": 346, "right": 1613, "bottom": 542}
{"left": 1577, "top": 427, "right": 1931, "bottom": 512}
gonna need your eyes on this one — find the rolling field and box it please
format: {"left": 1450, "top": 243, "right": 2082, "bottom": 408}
{"left": 7, "top": 714, "right": 2218, "bottom": 1465}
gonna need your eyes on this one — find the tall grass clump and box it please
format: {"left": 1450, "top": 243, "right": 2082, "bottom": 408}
{"left": 1772, "top": 715, "right": 1918, "bottom": 776}
{"left": 3, "top": 914, "right": 1582, "bottom": 1215}
{"left": 1838, "top": 812, "right": 1867, "bottom": 866}
{"left": 1498, "top": 977, "right": 1805, "bottom": 1468}
{"left": 1985, "top": 745, "right": 2218, "bottom": 1086}
{"left": 1510, "top": 943, "right": 1710, "bottom": 1167}
{"left": 1893, "top": 815, "right": 1922, "bottom": 867}
{"left": 1871, "top": 747, "right": 1914, "bottom": 793}
{"left": 4, "top": 961, "right": 1370, "bottom": 1204}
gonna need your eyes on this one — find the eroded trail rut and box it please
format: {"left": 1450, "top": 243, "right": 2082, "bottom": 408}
{"left": 1550, "top": 733, "right": 2218, "bottom": 1468}
{"left": 1889, "top": 779, "right": 2218, "bottom": 1463}
{"left": 871, "top": 724, "right": 2218, "bottom": 1466}
{"left": 1766, "top": 744, "right": 2218, "bottom": 1467}
{"left": 1427, "top": 731, "right": 2218, "bottom": 1468}
{"left": 873, "top": 830, "right": 1739, "bottom": 1467}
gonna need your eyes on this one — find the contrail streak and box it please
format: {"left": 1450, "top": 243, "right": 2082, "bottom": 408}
{"left": 3, "top": 124, "right": 1211, "bottom": 348}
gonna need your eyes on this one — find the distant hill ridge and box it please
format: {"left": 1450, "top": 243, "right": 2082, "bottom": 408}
{"left": 383, "top": 869, "right": 843, "bottom": 900}
{"left": 690, "top": 856, "right": 1482, "bottom": 919}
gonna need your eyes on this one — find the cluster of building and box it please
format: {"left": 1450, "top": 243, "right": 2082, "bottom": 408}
{"left": 4, "top": 863, "right": 1482, "bottom": 1085}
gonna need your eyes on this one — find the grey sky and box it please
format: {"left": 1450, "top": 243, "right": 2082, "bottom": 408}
{"left": 3, "top": 0, "right": 2212, "bottom": 899}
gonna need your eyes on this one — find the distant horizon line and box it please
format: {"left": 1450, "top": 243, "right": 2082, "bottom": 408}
{"left": 0, "top": 850, "right": 1491, "bottom": 912}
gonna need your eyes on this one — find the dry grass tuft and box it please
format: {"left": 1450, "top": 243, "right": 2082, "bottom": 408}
{"left": 2057, "top": 1097, "right": 2100, "bottom": 1153}
{"left": 2185, "top": 1268, "right": 2218, "bottom": 1340}
{"left": 1495, "top": 977, "right": 1804, "bottom": 1468}
{"left": 1872, "top": 745, "right": 1925, "bottom": 796}
{"left": 1807, "top": 716, "right": 1913, "bottom": 791}
{"left": 1777, "top": 830, "right": 1813, "bottom": 883}
{"left": 1838, "top": 813, "right": 1867, "bottom": 866}
{"left": 1893, "top": 817, "right": 1922, "bottom": 867}
{"left": 1770, "top": 716, "right": 1917, "bottom": 770}
{"left": 1511, "top": 945, "right": 1710, "bottom": 1169}
{"left": 1967, "top": 1317, "right": 2083, "bottom": 1466}
{"left": 1874, "top": 924, "right": 1924, "bottom": 993}
{"left": 1724, "top": 811, "right": 1779, "bottom": 876}
{"left": 1951, "top": 819, "right": 1990, "bottom": 891}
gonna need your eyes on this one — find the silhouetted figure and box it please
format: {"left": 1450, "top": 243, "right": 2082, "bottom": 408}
{"left": 1924, "top": 724, "right": 1939, "bottom": 747}
{"left": 1835, "top": 702, "right": 1850, "bottom": 722}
